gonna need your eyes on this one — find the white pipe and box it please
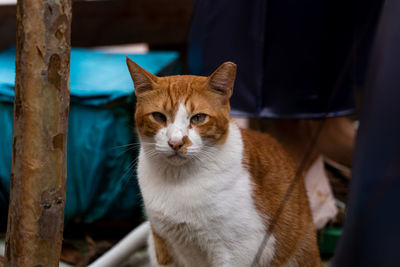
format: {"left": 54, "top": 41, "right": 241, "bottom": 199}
{"left": 88, "top": 221, "right": 150, "bottom": 267}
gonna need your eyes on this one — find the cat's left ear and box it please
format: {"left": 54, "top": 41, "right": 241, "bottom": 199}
{"left": 207, "top": 62, "right": 237, "bottom": 99}
{"left": 126, "top": 57, "right": 158, "bottom": 96}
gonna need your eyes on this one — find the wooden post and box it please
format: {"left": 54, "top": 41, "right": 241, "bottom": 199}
{"left": 4, "top": 0, "right": 71, "bottom": 266}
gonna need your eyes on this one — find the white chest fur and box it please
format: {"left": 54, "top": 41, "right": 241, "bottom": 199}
{"left": 138, "top": 123, "right": 275, "bottom": 267}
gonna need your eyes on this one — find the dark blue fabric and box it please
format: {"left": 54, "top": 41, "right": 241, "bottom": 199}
{"left": 333, "top": 0, "right": 400, "bottom": 265}
{"left": 0, "top": 48, "right": 179, "bottom": 224}
{"left": 189, "top": 0, "right": 266, "bottom": 117}
{"left": 188, "top": 0, "right": 379, "bottom": 118}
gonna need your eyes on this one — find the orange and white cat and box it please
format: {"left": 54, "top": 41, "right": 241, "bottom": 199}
{"left": 126, "top": 58, "right": 321, "bottom": 267}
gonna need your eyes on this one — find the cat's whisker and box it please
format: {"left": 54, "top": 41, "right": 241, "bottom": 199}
{"left": 118, "top": 157, "right": 141, "bottom": 191}
{"left": 122, "top": 146, "right": 142, "bottom": 154}
{"left": 140, "top": 141, "right": 157, "bottom": 146}
{"left": 155, "top": 144, "right": 170, "bottom": 150}
{"left": 192, "top": 152, "right": 215, "bottom": 165}
{"left": 111, "top": 142, "right": 144, "bottom": 149}
{"left": 196, "top": 149, "right": 216, "bottom": 159}
{"left": 142, "top": 150, "right": 162, "bottom": 161}
{"left": 197, "top": 151, "right": 226, "bottom": 169}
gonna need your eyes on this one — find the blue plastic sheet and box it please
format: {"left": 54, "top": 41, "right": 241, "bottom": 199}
{"left": 0, "top": 47, "right": 179, "bottom": 104}
{"left": 0, "top": 47, "right": 179, "bottom": 225}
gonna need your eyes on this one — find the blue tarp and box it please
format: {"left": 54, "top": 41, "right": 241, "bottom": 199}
{"left": 0, "top": 47, "right": 179, "bottom": 104}
{"left": 0, "top": 47, "right": 180, "bottom": 225}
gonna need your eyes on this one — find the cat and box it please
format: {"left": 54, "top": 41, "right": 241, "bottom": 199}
{"left": 126, "top": 58, "right": 321, "bottom": 267}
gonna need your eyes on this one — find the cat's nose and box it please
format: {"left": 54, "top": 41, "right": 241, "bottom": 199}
{"left": 168, "top": 139, "right": 184, "bottom": 151}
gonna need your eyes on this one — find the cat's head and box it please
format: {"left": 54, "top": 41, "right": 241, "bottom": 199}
{"left": 127, "top": 58, "right": 236, "bottom": 166}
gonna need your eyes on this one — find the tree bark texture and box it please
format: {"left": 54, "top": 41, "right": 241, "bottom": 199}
{"left": 5, "top": 0, "right": 71, "bottom": 266}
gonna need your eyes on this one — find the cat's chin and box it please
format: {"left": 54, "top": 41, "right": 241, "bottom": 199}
{"left": 165, "top": 154, "right": 190, "bottom": 166}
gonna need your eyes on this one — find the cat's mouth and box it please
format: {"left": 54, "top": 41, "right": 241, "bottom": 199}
{"left": 166, "top": 152, "right": 189, "bottom": 166}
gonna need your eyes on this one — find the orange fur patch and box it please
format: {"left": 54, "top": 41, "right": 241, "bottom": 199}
{"left": 152, "top": 228, "right": 174, "bottom": 265}
{"left": 241, "top": 129, "right": 321, "bottom": 266}
{"left": 180, "top": 135, "right": 193, "bottom": 154}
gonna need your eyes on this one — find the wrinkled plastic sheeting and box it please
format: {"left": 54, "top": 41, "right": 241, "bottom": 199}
{"left": 0, "top": 101, "right": 141, "bottom": 224}
{"left": 304, "top": 155, "right": 338, "bottom": 230}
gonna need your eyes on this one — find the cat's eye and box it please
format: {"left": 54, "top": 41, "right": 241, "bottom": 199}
{"left": 190, "top": 113, "right": 207, "bottom": 125}
{"left": 152, "top": 112, "right": 167, "bottom": 123}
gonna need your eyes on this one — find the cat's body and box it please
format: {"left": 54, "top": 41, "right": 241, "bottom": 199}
{"left": 127, "top": 59, "right": 321, "bottom": 267}
{"left": 140, "top": 123, "right": 276, "bottom": 266}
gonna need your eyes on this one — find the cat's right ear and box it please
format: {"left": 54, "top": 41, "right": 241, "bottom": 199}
{"left": 126, "top": 57, "right": 158, "bottom": 96}
{"left": 207, "top": 61, "right": 237, "bottom": 100}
